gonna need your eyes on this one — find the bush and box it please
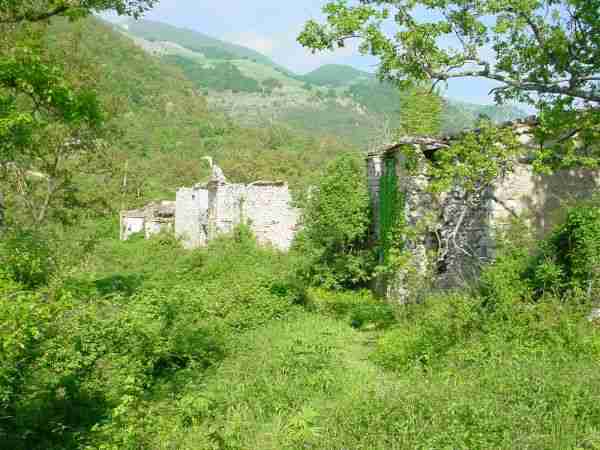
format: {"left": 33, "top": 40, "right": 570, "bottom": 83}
{"left": 293, "top": 154, "right": 375, "bottom": 289}
{"left": 0, "top": 229, "right": 54, "bottom": 288}
{"left": 531, "top": 201, "right": 600, "bottom": 298}
{"left": 306, "top": 288, "right": 396, "bottom": 330}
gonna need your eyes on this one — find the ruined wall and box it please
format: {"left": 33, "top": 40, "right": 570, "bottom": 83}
{"left": 121, "top": 201, "right": 176, "bottom": 241}
{"left": 491, "top": 163, "right": 600, "bottom": 236}
{"left": 121, "top": 214, "right": 145, "bottom": 240}
{"left": 122, "top": 164, "right": 299, "bottom": 251}
{"left": 367, "top": 128, "right": 600, "bottom": 301}
{"left": 175, "top": 186, "right": 209, "bottom": 249}
{"left": 367, "top": 154, "right": 384, "bottom": 242}
{"left": 207, "top": 180, "right": 299, "bottom": 250}
{"left": 208, "top": 181, "right": 247, "bottom": 237}
{"left": 245, "top": 181, "right": 299, "bottom": 250}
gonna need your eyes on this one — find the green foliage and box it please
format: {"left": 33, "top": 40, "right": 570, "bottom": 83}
{"left": 293, "top": 154, "right": 374, "bottom": 289}
{"left": 378, "top": 156, "right": 406, "bottom": 264}
{"left": 261, "top": 77, "right": 283, "bottom": 93}
{"left": 399, "top": 85, "right": 444, "bottom": 136}
{"left": 5, "top": 198, "right": 600, "bottom": 449}
{"left": 428, "top": 120, "right": 522, "bottom": 194}
{"left": 1, "top": 21, "right": 107, "bottom": 227}
{"left": 124, "top": 19, "right": 284, "bottom": 69}
{"left": 477, "top": 200, "right": 600, "bottom": 302}
{"left": 1, "top": 229, "right": 305, "bottom": 449}
{"left": 0, "top": 0, "right": 156, "bottom": 23}
{"left": 163, "top": 55, "right": 262, "bottom": 93}
{"left": 0, "top": 229, "right": 54, "bottom": 288}
{"left": 299, "top": 0, "right": 600, "bottom": 167}
{"left": 532, "top": 200, "right": 600, "bottom": 297}
{"left": 300, "top": 64, "right": 372, "bottom": 86}
{"left": 305, "top": 288, "right": 396, "bottom": 330}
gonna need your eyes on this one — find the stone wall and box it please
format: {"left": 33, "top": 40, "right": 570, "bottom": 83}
{"left": 124, "top": 164, "right": 300, "bottom": 251}
{"left": 121, "top": 201, "right": 175, "bottom": 241}
{"left": 367, "top": 123, "right": 600, "bottom": 301}
{"left": 175, "top": 186, "right": 209, "bottom": 249}
{"left": 206, "top": 179, "right": 299, "bottom": 250}
{"left": 245, "top": 181, "right": 299, "bottom": 250}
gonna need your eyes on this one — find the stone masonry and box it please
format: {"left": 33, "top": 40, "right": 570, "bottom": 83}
{"left": 121, "top": 162, "right": 299, "bottom": 251}
{"left": 367, "top": 118, "right": 600, "bottom": 300}
{"left": 120, "top": 200, "right": 176, "bottom": 241}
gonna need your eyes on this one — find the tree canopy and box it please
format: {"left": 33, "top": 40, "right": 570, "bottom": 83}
{"left": 299, "top": 0, "right": 600, "bottom": 166}
{"left": 0, "top": 0, "right": 157, "bottom": 23}
{"left": 0, "top": 0, "right": 156, "bottom": 227}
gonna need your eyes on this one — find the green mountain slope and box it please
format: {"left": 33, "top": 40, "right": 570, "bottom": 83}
{"left": 121, "top": 19, "right": 291, "bottom": 73}
{"left": 301, "top": 64, "right": 373, "bottom": 86}
{"left": 116, "top": 19, "right": 526, "bottom": 148}
{"left": 45, "top": 17, "right": 349, "bottom": 211}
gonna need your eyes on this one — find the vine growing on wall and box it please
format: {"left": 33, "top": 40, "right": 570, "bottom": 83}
{"left": 378, "top": 156, "right": 406, "bottom": 265}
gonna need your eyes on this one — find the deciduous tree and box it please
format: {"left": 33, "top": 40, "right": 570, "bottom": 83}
{"left": 299, "top": 0, "right": 600, "bottom": 168}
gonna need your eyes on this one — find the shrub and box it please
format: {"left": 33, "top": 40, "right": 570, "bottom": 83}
{"left": 293, "top": 154, "right": 375, "bottom": 289}
{"left": 0, "top": 229, "right": 54, "bottom": 288}
{"left": 306, "top": 288, "right": 396, "bottom": 330}
{"left": 531, "top": 201, "right": 600, "bottom": 298}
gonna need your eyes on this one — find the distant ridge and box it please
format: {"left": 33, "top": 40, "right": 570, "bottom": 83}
{"left": 121, "top": 19, "right": 294, "bottom": 75}
{"left": 118, "top": 18, "right": 527, "bottom": 145}
{"left": 300, "top": 64, "right": 374, "bottom": 86}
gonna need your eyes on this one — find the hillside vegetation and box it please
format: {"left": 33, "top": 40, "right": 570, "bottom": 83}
{"left": 4, "top": 6, "right": 600, "bottom": 450}
{"left": 43, "top": 17, "right": 349, "bottom": 214}
{"left": 116, "top": 19, "right": 527, "bottom": 147}
{"left": 301, "top": 64, "right": 373, "bottom": 86}
{"left": 4, "top": 199, "right": 600, "bottom": 449}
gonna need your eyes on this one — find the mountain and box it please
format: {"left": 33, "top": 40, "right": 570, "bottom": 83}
{"left": 45, "top": 17, "right": 350, "bottom": 209}
{"left": 111, "top": 19, "right": 527, "bottom": 148}
{"left": 120, "top": 19, "right": 292, "bottom": 74}
{"left": 301, "top": 64, "right": 373, "bottom": 86}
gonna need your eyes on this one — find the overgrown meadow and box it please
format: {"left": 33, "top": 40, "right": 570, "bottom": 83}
{"left": 2, "top": 8, "right": 600, "bottom": 450}
{"left": 3, "top": 159, "right": 600, "bottom": 449}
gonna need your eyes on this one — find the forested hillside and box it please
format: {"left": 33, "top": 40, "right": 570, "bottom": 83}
{"left": 115, "top": 19, "right": 527, "bottom": 147}
{"left": 44, "top": 18, "right": 349, "bottom": 212}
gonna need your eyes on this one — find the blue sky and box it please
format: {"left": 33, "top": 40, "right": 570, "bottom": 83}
{"left": 130, "top": 0, "right": 507, "bottom": 105}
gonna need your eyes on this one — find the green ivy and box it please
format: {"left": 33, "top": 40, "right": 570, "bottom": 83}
{"left": 378, "top": 157, "right": 405, "bottom": 263}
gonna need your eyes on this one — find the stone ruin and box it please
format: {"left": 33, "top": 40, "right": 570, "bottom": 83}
{"left": 120, "top": 200, "right": 176, "bottom": 240}
{"left": 367, "top": 117, "right": 600, "bottom": 300}
{"left": 120, "top": 161, "right": 299, "bottom": 251}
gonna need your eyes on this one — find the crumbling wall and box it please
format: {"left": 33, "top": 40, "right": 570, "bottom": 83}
{"left": 121, "top": 201, "right": 175, "bottom": 241}
{"left": 366, "top": 124, "right": 600, "bottom": 301}
{"left": 245, "top": 181, "right": 299, "bottom": 250}
{"left": 175, "top": 186, "right": 209, "bottom": 249}
{"left": 121, "top": 213, "right": 145, "bottom": 240}
{"left": 206, "top": 179, "right": 299, "bottom": 250}
{"left": 208, "top": 181, "right": 247, "bottom": 237}
{"left": 122, "top": 163, "right": 299, "bottom": 251}
{"left": 491, "top": 163, "right": 600, "bottom": 236}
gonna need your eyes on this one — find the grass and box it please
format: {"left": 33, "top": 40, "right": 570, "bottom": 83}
{"left": 3, "top": 226, "right": 600, "bottom": 449}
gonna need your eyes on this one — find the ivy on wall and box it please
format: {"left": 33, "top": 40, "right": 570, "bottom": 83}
{"left": 378, "top": 156, "right": 405, "bottom": 263}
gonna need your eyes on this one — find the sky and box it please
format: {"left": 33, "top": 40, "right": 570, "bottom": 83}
{"left": 123, "top": 0, "right": 508, "bottom": 105}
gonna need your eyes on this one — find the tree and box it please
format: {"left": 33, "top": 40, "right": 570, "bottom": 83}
{"left": 299, "top": 0, "right": 600, "bottom": 168}
{"left": 293, "top": 154, "right": 374, "bottom": 289}
{"left": 0, "top": 1, "right": 157, "bottom": 23}
{"left": 399, "top": 85, "right": 443, "bottom": 136}
{"left": 0, "top": 0, "right": 156, "bottom": 226}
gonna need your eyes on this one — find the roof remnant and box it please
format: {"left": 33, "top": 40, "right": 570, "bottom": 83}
{"left": 368, "top": 115, "right": 540, "bottom": 158}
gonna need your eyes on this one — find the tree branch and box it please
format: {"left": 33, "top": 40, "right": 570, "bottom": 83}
{"left": 432, "top": 66, "right": 600, "bottom": 103}
{"left": 0, "top": 5, "right": 71, "bottom": 24}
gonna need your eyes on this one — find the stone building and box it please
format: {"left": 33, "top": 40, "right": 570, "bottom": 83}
{"left": 120, "top": 200, "right": 176, "bottom": 240}
{"left": 367, "top": 118, "right": 600, "bottom": 300}
{"left": 122, "top": 163, "right": 299, "bottom": 251}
